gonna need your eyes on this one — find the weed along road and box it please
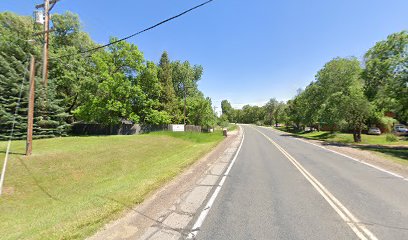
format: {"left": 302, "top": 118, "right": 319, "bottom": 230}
{"left": 191, "top": 125, "right": 408, "bottom": 240}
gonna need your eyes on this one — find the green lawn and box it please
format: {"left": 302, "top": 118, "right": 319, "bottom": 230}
{"left": 0, "top": 131, "right": 224, "bottom": 240}
{"left": 274, "top": 126, "right": 408, "bottom": 165}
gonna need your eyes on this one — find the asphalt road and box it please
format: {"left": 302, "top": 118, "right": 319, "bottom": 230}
{"left": 194, "top": 125, "right": 408, "bottom": 240}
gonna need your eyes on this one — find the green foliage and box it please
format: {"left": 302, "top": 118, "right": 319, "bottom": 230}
{"left": 286, "top": 98, "right": 303, "bottom": 129}
{"left": 73, "top": 39, "right": 146, "bottom": 125}
{"left": 0, "top": 12, "right": 69, "bottom": 140}
{"left": 187, "top": 97, "right": 216, "bottom": 127}
{"left": 221, "top": 100, "right": 233, "bottom": 122}
{"left": 171, "top": 60, "right": 203, "bottom": 99}
{"left": 218, "top": 114, "right": 229, "bottom": 128}
{"left": 0, "top": 52, "right": 29, "bottom": 140}
{"left": 158, "top": 51, "right": 180, "bottom": 122}
{"left": 379, "top": 117, "right": 399, "bottom": 133}
{"left": 264, "top": 98, "right": 278, "bottom": 125}
{"left": 386, "top": 134, "right": 398, "bottom": 142}
{"left": 1, "top": 11, "right": 217, "bottom": 140}
{"left": 363, "top": 31, "right": 408, "bottom": 122}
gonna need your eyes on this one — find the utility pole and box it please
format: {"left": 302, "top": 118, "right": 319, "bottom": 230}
{"left": 36, "top": 0, "right": 59, "bottom": 87}
{"left": 183, "top": 86, "right": 187, "bottom": 125}
{"left": 42, "top": 0, "right": 49, "bottom": 86}
{"left": 26, "top": 55, "right": 36, "bottom": 156}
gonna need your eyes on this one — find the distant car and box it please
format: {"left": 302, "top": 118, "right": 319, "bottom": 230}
{"left": 394, "top": 124, "right": 408, "bottom": 133}
{"left": 368, "top": 127, "right": 381, "bottom": 135}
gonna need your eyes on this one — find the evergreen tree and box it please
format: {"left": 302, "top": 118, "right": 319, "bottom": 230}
{"left": 158, "top": 51, "right": 180, "bottom": 123}
{"left": 0, "top": 52, "right": 29, "bottom": 140}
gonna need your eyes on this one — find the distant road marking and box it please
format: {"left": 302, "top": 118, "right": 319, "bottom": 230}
{"left": 253, "top": 127, "right": 378, "bottom": 240}
{"left": 187, "top": 127, "right": 245, "bottom": 239}
{"left": 262, "top": 127, "right": 408, "bottom": 181}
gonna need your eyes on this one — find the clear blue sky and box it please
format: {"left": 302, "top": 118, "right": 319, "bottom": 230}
{"left": 1, "top": 0, "right": 408, "bottom": 111}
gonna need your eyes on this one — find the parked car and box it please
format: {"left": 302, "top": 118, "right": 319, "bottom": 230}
{"left": 394, "top": 124, "right": 408, "bottom": 133}
{"left": 367, "top": 127, "right": 381, "bottom": 135}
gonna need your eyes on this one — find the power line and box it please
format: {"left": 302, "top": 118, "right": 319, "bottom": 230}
{"left": 50, "top": 0, "right": 214, "bottom": 61}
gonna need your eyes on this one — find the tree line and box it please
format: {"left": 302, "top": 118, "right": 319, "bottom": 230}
{"left": 221, "top": 31, "right": 407, "bottom": 142}
{"left": 0, "top": 11, "right": 217, "bottom": 140}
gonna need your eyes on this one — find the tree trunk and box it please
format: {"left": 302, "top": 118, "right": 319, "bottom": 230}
{"left": 330, "top": 124, "right": 335, "bottom": 133}
{"left": 353, "top": 128, "right": 362, "bottom": 142}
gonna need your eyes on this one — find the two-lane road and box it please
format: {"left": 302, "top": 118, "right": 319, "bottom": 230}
{"left": 193, "top": 125, "right": 408, "bottom": 240}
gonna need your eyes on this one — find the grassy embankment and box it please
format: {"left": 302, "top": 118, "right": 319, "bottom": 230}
{"left": 273, "top": 126, "right": 408, "bottom": 165}
{"left": 226, "top": 124, "right": 238, "bottom": 131}
{"left": 0, "top": 131, "right": 224, "bottom": 240}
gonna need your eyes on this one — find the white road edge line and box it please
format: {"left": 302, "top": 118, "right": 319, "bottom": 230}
{"left": 253, "top": 127, "right": 378, "bottom": 240}
{"left": 187, "top": 127, "right": 245, "bottom": 239}
{"left": 263, "top": 127, "right": 408, "bottom": 182}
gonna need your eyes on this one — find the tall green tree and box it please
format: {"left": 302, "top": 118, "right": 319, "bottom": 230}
{"left": 138, "top": 61, "right": 171, "bottom": 125}
{"left": 363, "top": 31, "right": 408, "bottom": 122}
{"left": 73, "top": 38, "right": 145, "bottom": 125}
{"left": 171, "top": 61, "right": 203, "bottom": 99}
{"left": 0, "top": 52, "right": 29, "bottom": 140}
{"left": 1, "top": 12, "right": 69, "bottom": 139}
{"left": 158, "top": 51, "right": 180, "bottom": 122}
{"left": 264, "top": 98, "right": 278, "bottom": 126}
{"left": 341, "top": 89, "right": 372, "bottom": 142}
{"left": 187, "top": 96, "right": 216, "bottom": 127}
{"left": 221, "top": 100, "right": 234, "bottom": 122}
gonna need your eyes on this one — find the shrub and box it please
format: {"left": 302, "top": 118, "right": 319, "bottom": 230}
{"left": 255, "top": 120, "right": 264, "bottom": 126}
{"left": 386, "top": 134, "right": 398, "bottom": 142}
{"left": 379, "top": 117, "right": 398, "bottom": 133}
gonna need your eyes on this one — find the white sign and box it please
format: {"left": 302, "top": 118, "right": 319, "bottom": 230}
{"left": 169, "top": 124, "right": 185, "bottom": 132}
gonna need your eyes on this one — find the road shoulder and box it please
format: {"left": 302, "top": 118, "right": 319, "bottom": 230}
{"left": 88, "top": 127, "right": 243, "bottom": 240}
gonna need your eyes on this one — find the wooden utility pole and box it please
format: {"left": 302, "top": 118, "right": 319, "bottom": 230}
{"left": 184, "top": 87, "right": 187, "bottom": 125}
{"left": 26, "top": 55, "right": 36, "bottom": 156}
{"left": 42, "top": 0, "right": 50, "bottom": 87}
{"left": 36, "top": 0, "right": 60, "bottom": 87}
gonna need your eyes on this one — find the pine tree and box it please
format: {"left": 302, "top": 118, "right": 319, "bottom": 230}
{"left": 0, "top": 52, "right": 29, "bottom": 140}
{"left": 158, "top": 51, "right": 181, "bottom": 123}
{"left": 32, "top": 81, "right": 70, "bottom": 139}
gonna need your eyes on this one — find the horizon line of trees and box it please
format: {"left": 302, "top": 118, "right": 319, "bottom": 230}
{"left": 221, "top": 30, "right": 407, "bottom": 142}
{"left": 0, "top": 11, "right": 217, "bottom": 140}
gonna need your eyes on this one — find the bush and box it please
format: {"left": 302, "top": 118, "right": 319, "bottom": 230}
{"left": 218, "top": 114, "right": 229, "bottom": 128}
{"left": 379, "top": 117, "right": 398, "bottom": 133}
{"left": 386, "top": 134, "right": 398, "bottom": 142}
{"left": 255, "top": 120, "right": 264, "bottom": 126}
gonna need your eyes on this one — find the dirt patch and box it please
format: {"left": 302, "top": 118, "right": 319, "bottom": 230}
{"left": 2, "top": 186, "right": 14, "bottom": 196}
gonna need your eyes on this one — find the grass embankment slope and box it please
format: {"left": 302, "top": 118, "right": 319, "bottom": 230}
{"left": 0, "top": 131, "right": 224, "bottom": 240}
{"left": 274, "top": 126, "right": 408, "bottom": 165}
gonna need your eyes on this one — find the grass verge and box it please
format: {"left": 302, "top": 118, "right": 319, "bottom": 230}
{"left": 0, "top": 131, "right": 224, "bottom": 240}
{"left": 227, "top": 124, "right": 238, "bottom": 132}
{"left": 273, "top": 126, "right": 408, "bottom": 165}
